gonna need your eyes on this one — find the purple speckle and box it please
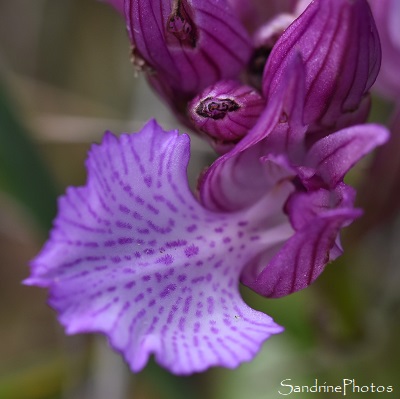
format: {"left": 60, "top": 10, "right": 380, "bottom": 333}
{"left": 163, "top": 268, "right": 174, "bottom": 278}
{"left": 137, "top": 228, "right": 150, "bottom": 234}
{"left": 134, "top": 293, "right": 144, "bottom": 302}
{"left": 144, "top": 248, "right": 155, "bottom": 255}
{"left": 166, "top": 240, "right": 187, "bottom": 248}
{"left": 183, "top": 296, "right": 192, "bottom": 313}
{"left": 142, "top": 275, "right": 151, "bottom": 282}
{"left": 156, "top": 254, "right": 174, "bottom": 265}
{"left": 134, "top": 251, "right": 141, "bottom": 258}
{"left": 186, "top": 224, "right": 197, "bottom": 233}
{"left": 167, "top": 304, "right": 179, "bottom": 324}
{"left": 116, "top": 220, "right": 132, "bottom": 229}
{"left": 185, "top": 245, "right": 199, "bottom": 258}
{"left": 125, "top": 281, "right": 135, "bottom": 289}
{"left": 84, "top": 242, "right": 98, "bottom": 248}
{"left": 207, "top": 297, "right": 215, "bottom": 314}
{"left": 144, "top": 175, "right": 152, "bottom": 187}
{"left": 118, "top": 237, "right": 133, "bottom": 245}
{"left": 135, "top": 196, "right": 145, "bottom": 205}
{"left": 149, "top": 299, "right": 156, "bottom": 307}
{"left": 223, "top": 237, "right": 231, "bottom": 244}
{"left": 153, "top": 194, "right": 165, "bottom": 202}
{"left": 107, "top": 286, "right": 116, "bottom": 292}
{"left": 133, "top": 211, "right": 142, "bottom": 220}
{"left": 178, "top": 317, "right": 186, "bottom": 332}
{"left": 215, "top": 227, "right": 224, "bottom": 233}
{"left": 147, "top": 204, "right": 159, "bottom": 214}
{"left": 119, "top": 204, "right": 130, "bottom": 214}
{"left": 213, "top": 260, "right": 223, "bottom": 269}
{"left": 178, "top": 274, "right": 187, "bottom": 282}
{"left": 160, "top": 284, "right": 177, "bottom": 298}
{"left": 104, "top": 240, "right": 116, "bottom": 247}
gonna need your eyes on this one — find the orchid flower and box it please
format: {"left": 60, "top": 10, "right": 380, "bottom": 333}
{"left": 103, "top": 0, "right": 380, "bottom": 138}
{"left": 25, "top": 56, "right": 389, "bottom": 374}
{"left": 188, "top": 0, "right": 381, "bottom": 151}
{"left": 199, "top": 56, "right": 389, "bottom": 297}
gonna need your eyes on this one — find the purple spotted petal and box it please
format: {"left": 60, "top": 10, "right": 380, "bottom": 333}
{"left": 126, "top": 0, "right": 252, "bottom": 103}
{"left": 262, "top": 0, "right": 381, "bottom": 132}
{"left": 25, "top": 120, "right": 283, "bottom": 375}
{"left": 241, "top": 186, "right": 362, "bottom": 298}
{"left": 302, "top": 124, "right": 389, "bottom": 189}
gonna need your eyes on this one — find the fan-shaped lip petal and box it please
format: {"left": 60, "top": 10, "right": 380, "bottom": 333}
{"left": 25, "top": 119, "right": 284, "bottom": 375}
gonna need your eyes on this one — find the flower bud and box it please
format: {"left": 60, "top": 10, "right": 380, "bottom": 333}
{"left": 262, "top": 0, "right": 381, "bottom": 133}
{"left": 188, "top": 80, "right": 265, "bottom": 153}
{"left": 126, "top": 0, "right": 252, "bottom": 104}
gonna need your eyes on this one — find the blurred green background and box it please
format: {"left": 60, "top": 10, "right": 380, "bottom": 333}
{"left": 0, "top": 1, "right": 399, "bottom": 398}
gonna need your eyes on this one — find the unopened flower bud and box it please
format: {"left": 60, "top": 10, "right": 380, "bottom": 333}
{"left": 188, "top": 80, "right": 265, "bottom": 153}
{"left": 262, "top": 0, "right": 381, "bottom": 133}
{"left": 126, "top": 0, "right": 252, "bottom": 104}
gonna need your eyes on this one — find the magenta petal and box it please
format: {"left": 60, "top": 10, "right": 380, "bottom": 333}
{"left": 25, "top": 120, "right": 282, "bottom": 375}
{"left": 304, "top": 124, "right": 389, "bottom": 188}
{"left": 262, "top": 0, "right": 381, "bottom": 131}
{"left": 126, "top": 0, "right": 252, "bottom": 99}
{"left": 199, "top": 54, "right": 306, "bottom": 212}
{"left": 241, "top": 188, "right": 362, "bottom": 298}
